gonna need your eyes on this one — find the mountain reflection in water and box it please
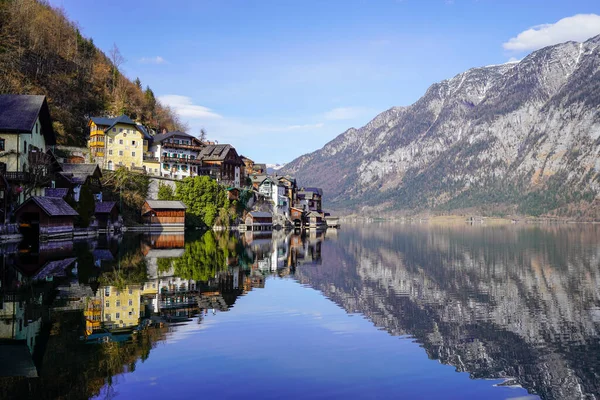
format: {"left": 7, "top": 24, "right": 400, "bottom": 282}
{"left": 0, "top": 223, "right": 597, "bottom": 399}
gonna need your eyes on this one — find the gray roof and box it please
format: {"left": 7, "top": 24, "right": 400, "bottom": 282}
{"left": 95, "top": 201, "right": 117, "bottom": 214}
{"left": 0, "top": 95, "right": 56, "bottom": 144}
{"left": 248, "top": 211, "right": 272, "bottom": 218}
{"left": 250, "top": 174, "right": 267, "bottom": 183}
{"left": 253, "top": 163, "right": 267, "bottom": 171}
{"left": 34, "top": 258, "right": 77, "bottom": 280}
{"left": 152, "top": 131, "right": 196, "bottom": 143}
{"left": 60, "top": 163, "right": 101, "bottom": 176}
{"left": 44, "top": 188, "right": 69, "bottom": 198}
{"left": 90, "top": 116, "right": 115, "bottom": 126}
{"left": 145, "top": 200, "right": 187, "bottom": 210}
{"left": 199, "top": 144, "right": 241, "bottom": 162}
{"left": 300, "top": 187, "right": 323, "bottom": 196}
{"left": 16, "top": 196, "right": 78, "bottom": 217}
{"left": 91, "top": 115, "right": 152, "bottom": 139}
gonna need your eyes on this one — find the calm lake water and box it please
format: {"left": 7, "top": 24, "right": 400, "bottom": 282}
{"left": 1, "top": 223, "right": 599, "bottom": 399}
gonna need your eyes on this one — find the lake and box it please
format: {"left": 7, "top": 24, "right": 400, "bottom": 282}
{"left": 0, "top": 223, "right": 599, "bottom": 399}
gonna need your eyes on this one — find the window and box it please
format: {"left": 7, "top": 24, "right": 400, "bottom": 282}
{"left": 132, "top": 140, "right": 136, "bottom": 146}
{"left": 154, "top": 168, "right": 158, "bottom": 173}
{"left": 132, "top": 151, "right": 135, "bottom": 157}
{"left": 116, "top": 300, "right": 121, "bottom": 307}
{"left": 129, "top": 288, "right": 133, "bottom": 295}
{"left": 35, "top": 123, "right": 39, "bottom": 134}
{"left": 0, "top": 139, "right": 4, "bottom": 151}
{"left": 116, "top": 312, "right": 120, "bottom": 319}
{"left": 119, "top": 139, "right": 123, "bottom": 145}
{"left": 105, "top": 314, "right": 111, "bottom": 321}
{"left": 109, "top": 138, "right": 113, "bottom": 144}
{"left": 119, "top": 150, "right": 123, "bottom": 156}
{"left": 108, "top": 150, "right": 113, "bottom": 155}
{"left": 119, "top": 128, "right": 123, "bottom": 132}
{"left": 112, "top": 128, "right": 116, "bottom": 132}
{"left": 105, "top": 287, "right": 110, "bottom": 296}
{"left": 129, "top": 312, "right": 133, "bottom": 316}
{"left": 128, "top": 299, "right": 133, "bottom": 306}
{"left": 105, "top": 301, "right": 110, "bottom": 307}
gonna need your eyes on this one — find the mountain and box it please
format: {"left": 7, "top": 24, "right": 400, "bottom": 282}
{"left": 0, "top": 0, "right": 185, "bottom": 145}
{"left": 281, "top": 35, "right": 600, "bottom": 218}
{"left": 266, "top": 163, "right": 287, "bottom": 174}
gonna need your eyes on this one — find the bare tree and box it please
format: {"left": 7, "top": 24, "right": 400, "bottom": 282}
{"left": 22, "top": 150, "right": 53, "bottom": 200}
{"left": 109, "top": 43, "right": 125, "bottom": 95}
{"left": 198, "top": 128, "right": 207, "bottom": 143}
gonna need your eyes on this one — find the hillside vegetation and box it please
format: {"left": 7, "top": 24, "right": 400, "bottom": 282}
{"left": 0, "top": 0, "right": 185, "bottom": 144}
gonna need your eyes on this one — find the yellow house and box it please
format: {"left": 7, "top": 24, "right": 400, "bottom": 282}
{"left": 0, "top": 95, "right": 57, "bottom": 204}
{"left": 88, "top": 115, "right": 152, "bottom": 171}
{"left": 97, "top": 285, "right": 142, "bottom": 330}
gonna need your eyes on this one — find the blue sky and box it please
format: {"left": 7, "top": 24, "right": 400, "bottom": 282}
{"left": 49, "top": 0, "right": 600, "bottom": 164}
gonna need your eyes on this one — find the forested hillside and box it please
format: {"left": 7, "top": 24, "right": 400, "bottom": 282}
{"left": 0, "top": 0, "right": 185, "bottom": 145}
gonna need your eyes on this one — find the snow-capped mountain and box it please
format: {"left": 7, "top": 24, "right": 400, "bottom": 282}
{"left": 281, "top": 35, "right": 600, "bottom": 217}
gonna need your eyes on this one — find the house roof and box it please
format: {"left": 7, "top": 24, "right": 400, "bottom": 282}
{"left": 60, "top": 163, "right": 101, "bottom": 176}
{"left": 248, "top": 211, "right": 272, "bottom": 218}
{"left": 278, "top": 175, "right": 296, "bottom": 184}
{"left": 104, "top": 114, "right": 137, "bottom": 131}
{"left": 44, "top": 188, "right": 69, "bottom": 198}
{"left": 95, "top": 201, "right": 117, "bottom": 214}
{"left": 300, "top": 187, "right": 323, "bottom": 196}
{"left": 152, "top": 131, "right": 196, "bottom": 143}
{"left": 90, "top": 116, "right": 115, "bottom": 127}
{"left": 136, "top": 124, "right": 152, "bottom": 140}
{"left": 0, "top": 95, "right": 56, "bottom": 144}
{"left": 145, "top": 200, "right": 187, "bottom": 210}
{"left": 250, "top": 174, "right": 267, "bottom": 184}
{"left": 15, "top": 196, "right": 79, "bottom": 217}
{"left": 199, "top": 144, "right": 240, "bottom": 162}
{"left": 253, "top": 163, "right": 267, "bottom": 171}
{"left": 34, "top": 258, "right": 77, "bottom": 281}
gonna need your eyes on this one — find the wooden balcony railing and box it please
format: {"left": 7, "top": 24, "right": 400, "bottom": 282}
{"left": 143, "top": 156, "right": 160, "bottom": 162}
{"left": 162, "top": 142, "right": 204, "bottom": 151}
{"left": 4, "top": 171, "right": 30, "bottom": 182}
{"left": 162, "top": 156, "right": 203, "bottom": 165}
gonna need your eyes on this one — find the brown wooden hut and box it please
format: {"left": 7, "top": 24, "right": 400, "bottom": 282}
{"left": 141, "top": 200, "right": 187, "bottom": 230}
{"left": 13, "top": 196, "right": 78, "bottom": 239}
{"left": 244, "top": 211, "right": 272, "bottom": 231}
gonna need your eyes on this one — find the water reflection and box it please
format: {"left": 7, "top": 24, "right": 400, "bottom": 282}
{"left": 0, "top": 224, "right": 598, "bottom": 399}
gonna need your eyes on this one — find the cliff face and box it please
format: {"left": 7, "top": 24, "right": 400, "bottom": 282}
{"left": 282, "top": 36, "right": 600, "bottom": 216}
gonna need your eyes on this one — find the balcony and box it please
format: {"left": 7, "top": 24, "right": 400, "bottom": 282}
{"left": 163, "top": 156, "right": 203, "bottom": 165}
{"left": 143, "top": 156, "right": 160, "bottom": 163}
{"left": 89, "top": 140, "right": 105, "bottom": 148}
{"left": 4, "top": 171, "right": 31, "bottom": 182}
{"left": 162, "top": 142, "right": 203, "bottom": 151}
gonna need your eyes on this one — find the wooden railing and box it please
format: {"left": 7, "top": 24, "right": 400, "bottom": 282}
{"left": 143, "top": 156, "right": 159, "bottom": 162}
{"left": 162, "top": 142, "right": 204, "bottom": 151}
{"left": 4, "top": 171, "right": 30, "bottom": 182}
{"left": 162, "top": 156, "right": 203, "bottom": 165}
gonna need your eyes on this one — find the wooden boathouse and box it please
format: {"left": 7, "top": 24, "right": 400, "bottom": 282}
{"left": 13, "top": 196, "right": 79, "bottom": 240}
{"left": 243, "top": 211, "right": 273, "bottom": 231}
{"left": 141, "top": 200, "right": 187, "bottom": 231}
{"left": 94, "top": 201, "right": 119, "bottom": 231}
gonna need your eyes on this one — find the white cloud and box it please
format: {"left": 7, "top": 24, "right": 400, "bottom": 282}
{"left": 157, "top": 95, "right": 223, "bottom": 119}
{"left": 324, "top": 106, "right": 370, "bottom": 121}
{"left": 503, "top": 14, "right": 600, "bottom": 52}
{"left": 139, "top": 56, "right": 167, "bottom": 64}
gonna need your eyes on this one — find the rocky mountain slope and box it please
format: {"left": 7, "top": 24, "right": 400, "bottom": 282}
{"left": 281, "top": 35, "right": 600, "bottom": 217}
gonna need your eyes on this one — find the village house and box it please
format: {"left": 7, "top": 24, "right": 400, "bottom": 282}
{"left": 13, "top": 196, "right": 79, "bottom": 240}
{"left": 258, "top": 177, "right": 289, "bottom": 216}
{"left": 145, "top": 131, "right": 205, "bottom": 179}
{"left": 88, "top": 115, "right": 152, "bottom": 171}
{"left": 56, "top": 163, "right": 102, "bottom": 202}
{"left": 0, "top": 95, "right": 57, "bottom": 206}
{"left": 277, "top": 175, "right": 297, "bottom": 204}
{"left": 94, "top": 201, "right": 119, "bottom": 231}
{"left": 197, "top": 144, "right": 244, "bottom": 187}
{"left": 141, "top": 200, "right": 187, "bottom": 231}
{"left": 240, "top": 155, "right": 254, "bottom": 179}
{"left": 296, "top": 187, "right": 323, "bottom": 212}
{"left": 252, "top": 163, "right": 267, "bottom": 174}
{"left": 95, "top": 285, "right": 142, "bottom": 330}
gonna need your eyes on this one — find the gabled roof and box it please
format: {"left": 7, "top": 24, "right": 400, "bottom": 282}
{"left": 104, "top": 114, "right": 137, "bottom": 132}
{"left": 277, "top": 175, "right": 296, "bottom": 184}
{"left": 15, "top": 196, "right": 78, "bottom": 217}
{"left": 145, "top": 200, "right": 187, "bottom": 210}
{"left": 253, "top": 163, "right": 267, "bottom": 171}
{"left": 60, "top": 163, "right": 101, "bottom": 176}
{"left": 136, "top": 124, "right": 152, "bottom": 140}
{"left": 299, "top": 187, "right": 323, "bottom": 196}
{"left": 199, "top": 144, "right": 240, "bottom": 162}
{"left": 0, "top": 95, "right": 55, "bottom": 144}
{"left": 44, "top": 188, "right": 69, "bottom": 198}
{"left": 250, "top": 174, "right": 267, "bottom": 184}
{"left": 248, "top": 211, "right": 272, "bottom": 218}
{"left": 90, "top": 116, "right": 115, "bottom": 127}
{"left": 152, "top": 131, "right": 196, "bottom": 143}
{"left": 95, "top": 201, "right": 117, "bottom": 214}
